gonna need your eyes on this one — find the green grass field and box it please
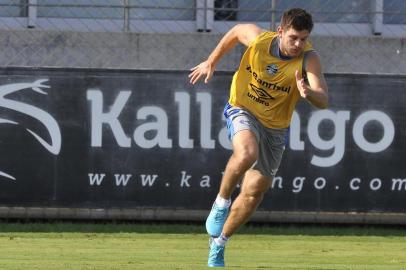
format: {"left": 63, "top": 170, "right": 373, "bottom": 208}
{"left": 0, "top": 222, "right": 405, "bottom": 269}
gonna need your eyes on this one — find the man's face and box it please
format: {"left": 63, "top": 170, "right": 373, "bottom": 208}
{"left": 278, "top": 26, "right": 310, "bottom": 58}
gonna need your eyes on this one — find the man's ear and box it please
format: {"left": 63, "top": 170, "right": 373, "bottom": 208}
{"left": 277, "top": 26, "right": 283, "bottom": 37}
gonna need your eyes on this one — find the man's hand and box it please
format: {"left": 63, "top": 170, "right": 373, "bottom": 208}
{"left": 189, "top": 60, "right": 215, "bottom": 85}
{"left": 295, "top": 69, "right": 309, "bottom": 98}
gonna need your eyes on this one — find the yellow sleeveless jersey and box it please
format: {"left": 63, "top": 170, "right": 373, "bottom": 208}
{"left": 228, "top": 31, "right": 313, "bottom": 129}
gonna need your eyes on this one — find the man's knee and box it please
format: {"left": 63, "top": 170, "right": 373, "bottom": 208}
{"left": 234, "top": 192, "right": 263, "bottom": 213}
{"left": 241, "top": 186, "right": 267, "bottom": 204}
{"left": 233, "top": 148, "right": 257, "bottom": 169}
{"left": 240, "top": 171, "right": 272, "bottom": 200}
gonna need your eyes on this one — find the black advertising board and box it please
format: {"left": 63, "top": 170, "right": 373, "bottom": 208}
{"left": 0, "top": 68, "right": 405, "bottom": 217}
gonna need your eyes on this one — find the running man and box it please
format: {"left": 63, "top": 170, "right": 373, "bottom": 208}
{"left": 189, "top": 8, "right": 328, "bottom": 267}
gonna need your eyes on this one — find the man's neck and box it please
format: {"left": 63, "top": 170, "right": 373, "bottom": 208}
{"left": 277, "top": 38, "right": 292, "bottom": 60}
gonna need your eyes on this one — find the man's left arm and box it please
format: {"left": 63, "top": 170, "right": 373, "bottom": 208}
{"left": 295, "top": 52, "right": 329, "bottom": 109}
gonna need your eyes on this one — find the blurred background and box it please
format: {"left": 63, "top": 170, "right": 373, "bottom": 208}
{"left": 0, "top": 0, "right": 405, "bottom": 74}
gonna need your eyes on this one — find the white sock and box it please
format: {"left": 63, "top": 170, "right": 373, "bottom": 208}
{"left": 214, "top": 233, "right": 229, "bottom": 246}
{"left": 215, "top": 194, "right": 231, "bottom": 208}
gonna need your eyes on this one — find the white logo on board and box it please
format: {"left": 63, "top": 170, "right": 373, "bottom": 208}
{"left": 0, "top": 79, "right": 61, "bottom": 180}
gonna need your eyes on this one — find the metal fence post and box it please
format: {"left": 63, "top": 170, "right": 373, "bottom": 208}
{"left": 28, "top": 0, "right": 37, "bottom": 28}
{"left": 123, "top": 0, "right": 130, "bottom": 32}
{"left": 271, "top": 0, "right": 276, "bottom": 31}
{"left": 206, "top": 0, "right": 214, "bottom": 32}
{"left": 372, "top": 0, "right": 383, "bottom": 35}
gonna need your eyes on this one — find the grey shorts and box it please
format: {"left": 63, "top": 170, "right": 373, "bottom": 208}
{"left": 224, "top": 103, "right": 288, "bottom": 178}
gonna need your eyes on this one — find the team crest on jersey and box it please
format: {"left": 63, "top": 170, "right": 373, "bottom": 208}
{"left": 266, "top": 64, "right": 278, "bottom": 75}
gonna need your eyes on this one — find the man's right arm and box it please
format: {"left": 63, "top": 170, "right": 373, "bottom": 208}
{"left": 189, "top": 24, "right": 262, "bottom": 85}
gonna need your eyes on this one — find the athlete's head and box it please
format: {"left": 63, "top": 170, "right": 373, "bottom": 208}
{"left": 277, "top": 8, "right": 313, "bottom": 58}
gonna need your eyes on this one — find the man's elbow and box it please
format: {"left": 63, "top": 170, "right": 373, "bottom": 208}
{"left": 317, "top": 97, "right": 329, "bottom": 109}
{"left": 318, "top": 103, "right": 328, "bottom": 109}
{"left": 311, "top": 93, "right": 328, "bottom": 109}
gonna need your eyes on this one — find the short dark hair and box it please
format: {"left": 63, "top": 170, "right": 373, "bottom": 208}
{"left": 280, "top": 8, "right": 313, "bottom": 32}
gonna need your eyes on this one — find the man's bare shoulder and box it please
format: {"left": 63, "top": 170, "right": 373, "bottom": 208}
{"left": 235, "top": 24, "right": 264, "bottom": 46}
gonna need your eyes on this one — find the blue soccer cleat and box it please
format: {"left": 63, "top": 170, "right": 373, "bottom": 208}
{"left": 205, "top": 203, "right": 229, "bottom": 237}
{"left": 208, "top": 237, "right": 225, "bottom": 267}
